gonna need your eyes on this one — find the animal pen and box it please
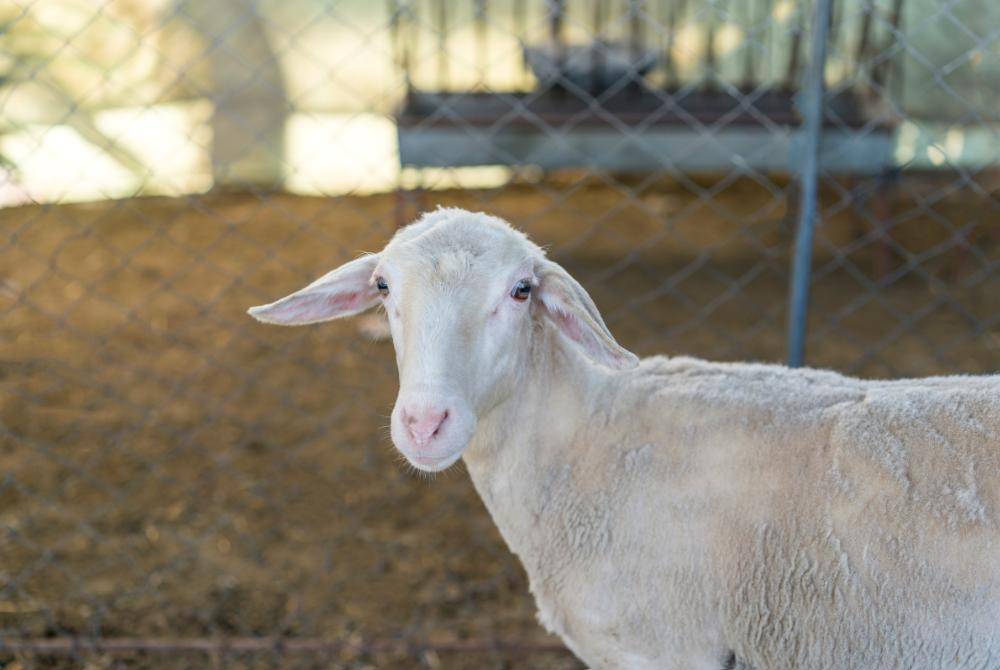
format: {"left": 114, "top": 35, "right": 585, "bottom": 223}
{"left": 0, "top": 0, "right": 996, "bottom": 667}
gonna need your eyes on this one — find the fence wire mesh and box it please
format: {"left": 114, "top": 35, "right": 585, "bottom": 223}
{"left": 0, "top": 0, "right": 997, "bottom": 668}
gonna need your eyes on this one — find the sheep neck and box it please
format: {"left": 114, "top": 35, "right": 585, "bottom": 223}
{"left": 462, "top": 328, "right": 611, "bottom": 559}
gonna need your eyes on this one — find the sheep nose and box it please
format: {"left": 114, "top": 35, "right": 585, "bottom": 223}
{"left": 403, "top": 406, "right": 449, "bottom": 447}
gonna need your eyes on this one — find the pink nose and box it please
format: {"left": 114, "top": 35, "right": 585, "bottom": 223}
{"left": 403, "top": 406, "right": 449, "bottom": 447}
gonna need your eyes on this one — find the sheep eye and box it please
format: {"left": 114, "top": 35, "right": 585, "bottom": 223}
{"left": 376, "top": 277, "right": 389, "bottom": 297}
{"left": 511, "top": 279, "right": 531, "bottom": 302}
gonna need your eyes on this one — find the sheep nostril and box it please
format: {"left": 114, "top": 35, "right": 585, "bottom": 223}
{"left": 432, "top": 410, "right": 449, "bottom": 437}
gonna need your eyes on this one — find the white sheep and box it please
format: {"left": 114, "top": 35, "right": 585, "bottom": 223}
{"left": 249, "top": 208, "right": 1000, "bottom": 670}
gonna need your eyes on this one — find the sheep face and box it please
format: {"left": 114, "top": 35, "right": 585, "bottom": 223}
{"left": 249, "top": 209, "right": 637, "bottom": 472}
{"left": 377, "top": 235, "right": 534, "bottom": 471}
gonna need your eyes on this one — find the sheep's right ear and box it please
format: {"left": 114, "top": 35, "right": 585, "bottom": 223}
{"left": 247, "top": 254, "right": 380, "bottom": 326}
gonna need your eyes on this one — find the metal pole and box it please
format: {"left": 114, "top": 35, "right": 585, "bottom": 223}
{"left": 787, "top": 0, "right": 832, "bottom": 368}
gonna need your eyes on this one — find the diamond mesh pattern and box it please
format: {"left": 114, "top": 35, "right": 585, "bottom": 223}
{"left": 0, "top": 0, "right": 996, "bottom": 667}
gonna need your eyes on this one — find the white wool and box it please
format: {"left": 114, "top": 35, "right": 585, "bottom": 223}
{"left": 466, "top": 353, "right": 999, "bottom": 670}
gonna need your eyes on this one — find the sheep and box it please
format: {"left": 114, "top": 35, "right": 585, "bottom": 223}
{"left": 248, "top": 208, "right": 1000, "bottom": 670}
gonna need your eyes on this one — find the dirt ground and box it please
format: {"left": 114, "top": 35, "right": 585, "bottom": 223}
{"left": 0, "top": 177, "right": 996, "bottom": 669}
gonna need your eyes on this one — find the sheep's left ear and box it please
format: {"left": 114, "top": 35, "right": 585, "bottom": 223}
{"left": 535, "top": 259, "right": 639, "bottom": 370}
{"left": 248, "top": 254, "right": 380, "bottom": 326}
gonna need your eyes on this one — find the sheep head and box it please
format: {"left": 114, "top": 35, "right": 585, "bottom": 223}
{"left": 248, "top": 208, "right": 637, "bottom": 472}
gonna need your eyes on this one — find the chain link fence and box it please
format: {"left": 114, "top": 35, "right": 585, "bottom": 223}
{"left": 1, "top": 0, "right": 997, "bottom": 668}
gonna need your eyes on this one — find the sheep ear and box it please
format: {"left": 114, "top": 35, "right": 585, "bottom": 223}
{"left": 535, "top": 259, "right": 639, "bottom": 370}
{"left": 247, "top": 254, "right": 380, "bottom": 326}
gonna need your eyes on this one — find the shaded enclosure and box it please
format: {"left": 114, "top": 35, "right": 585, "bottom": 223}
{"left": 0, "top": 0, "right": 997, "bottom": 668}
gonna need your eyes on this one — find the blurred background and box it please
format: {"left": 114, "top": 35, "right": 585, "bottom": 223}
{"left": 0, "top": 0, "right": 996, "bottom": 668}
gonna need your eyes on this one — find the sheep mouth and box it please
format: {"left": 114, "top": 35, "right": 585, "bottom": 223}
{"left": 407, "top": 451, "right": 463, "bottom": 472}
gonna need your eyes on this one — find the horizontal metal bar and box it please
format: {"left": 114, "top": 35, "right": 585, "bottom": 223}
{"left": 0, "top": 636, "right": 570, "bottom": 657}
{"left": 399, "top": 125, "right": 893, "bottom": 174}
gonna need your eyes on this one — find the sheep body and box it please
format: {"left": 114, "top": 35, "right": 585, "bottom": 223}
{"left": 463, "top": 350, "right": 1000, "bottom": 670}
{"left": 251, "top": 209, "right": 1000, "bottom": 669}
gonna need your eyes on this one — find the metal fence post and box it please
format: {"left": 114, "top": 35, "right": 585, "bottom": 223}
{"left": 787, "top": 0, "right": 832, "bottom": 368}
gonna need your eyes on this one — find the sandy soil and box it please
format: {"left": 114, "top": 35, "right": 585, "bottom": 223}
{"left": 0, "top": 178, "right": 996, "bottom": 668}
